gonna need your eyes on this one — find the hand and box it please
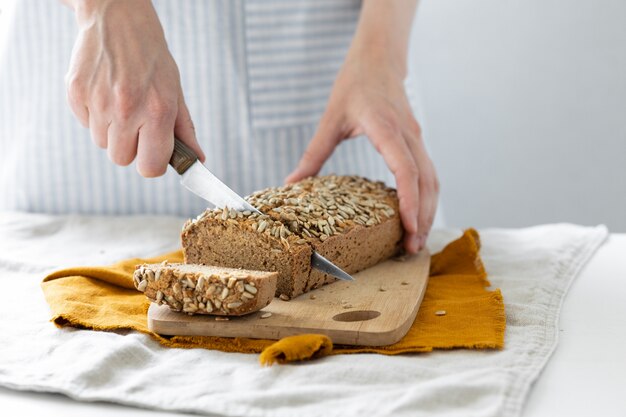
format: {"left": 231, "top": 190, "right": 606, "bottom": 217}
{"left": 64, "top": 0, "right": 204, "bottom": 177}
{"left": 285, "top": 52, "right": 439, "bottom": 254}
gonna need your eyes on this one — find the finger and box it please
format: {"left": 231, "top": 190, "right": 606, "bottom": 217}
{"left": 402, "top": 132, "right": 429, "bottom": 250}
{"left": 88, "top": 111, "right": 109, "bottom": 149}
{"left": 107, "top": 121, "right": 139, "bottom": 166}
{"left": 403, "top": 118, "right": 437, "bottom": 249}
{"left": 424, "top": 175, "right": 440, "bottom": 248}
{"left": 136, "top": 123, "right": 175, "bottom": 177}
{"left": 68, "top": 100, "right": 90, "bottom": 128}
{"left": 174, "top": 94, "right": 205, "bottom": 163}
{"left": 363, "top": 116, "right": 421, "bottom": 254}
{"left": 65, "top": 73, "right": 89, "bottom": 128}
{"left": 422, "top": 159, "right": 440, "bottom": 243}
{"left": 285, "top": 112, "right": 343, "bottom": 183}
{"left": 135, "top": 101, "right": 177, "bottom": 178}
{"left": 416, "top": 162, "right": 435, "bottom": 249}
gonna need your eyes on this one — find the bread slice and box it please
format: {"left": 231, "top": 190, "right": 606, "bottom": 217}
{"left": 181, "top": 175, "right": 403, "bottom": 299}
{"left": 133, "top": 262, "right": 277, "bottom": 316}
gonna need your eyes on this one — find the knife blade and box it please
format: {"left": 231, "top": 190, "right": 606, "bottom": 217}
{"left": 169, "top": 138, "right": 354, "bottom": 282}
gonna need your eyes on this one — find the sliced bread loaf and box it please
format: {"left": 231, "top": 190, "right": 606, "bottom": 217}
{"left": 181, "top": 175, "right": 403, "bottom": 299}
{"left": 133, "top": 262, "right": 277, "bottom": 316}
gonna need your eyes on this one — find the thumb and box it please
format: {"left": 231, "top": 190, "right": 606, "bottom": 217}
{"left": 285, "top": 113, "right": 342, "bottom": 183}
{"left": 174, "top": 94, "right": 206, "bottom": 163}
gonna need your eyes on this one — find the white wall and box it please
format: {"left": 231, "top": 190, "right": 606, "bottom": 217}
{"left": 0, "top": 0, "right": 17, "bottom": 75}
{"left": 2, "top": 0, "right": 623, "bottom": 230}
{"left": 0, "top": 1, "right": 16, "bottom": 54}
{"left": 408, "top": 0, "right": 626, "bottom": 231}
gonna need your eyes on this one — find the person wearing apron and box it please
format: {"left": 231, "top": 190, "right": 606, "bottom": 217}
{"left": 0, "top": 0, "right": 441, "bottom": 254}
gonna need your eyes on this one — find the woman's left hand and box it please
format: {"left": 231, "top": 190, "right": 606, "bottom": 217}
{"left": 285, "top": 47, "right": 439, "bottom": 254}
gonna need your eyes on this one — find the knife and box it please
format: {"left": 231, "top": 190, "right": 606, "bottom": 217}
{"left": 169, "top": 138, "right": 354, "bottom": 281}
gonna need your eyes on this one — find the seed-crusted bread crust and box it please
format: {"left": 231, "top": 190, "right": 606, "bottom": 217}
{"left": 133, "top": 262, "right": 277, "bottom": 316}
{"left": 181, "top": 175, "right": 403, "bottom": 299}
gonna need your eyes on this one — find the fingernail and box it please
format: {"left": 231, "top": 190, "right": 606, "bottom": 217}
{"left": 419, "top": 235, "right": 427, "bottom": 249}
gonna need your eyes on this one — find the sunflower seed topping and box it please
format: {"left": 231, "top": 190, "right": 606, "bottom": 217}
{"left": 206, "top": 284, "right": 217, "bottom": 296}
{"left": 184, "top": 176, "right": 398, "bottom": 247}
{"left": 241, "top": 292, "right": 255, "bottom": 300}
{"left": 133, "top": 271, "right": 141, "bottom": 286}
{"left": 183, "top": 303, "right": 198, "bottom": 313}
{"left": 220, "top": 287, "right": 230, "bottom": 300}
{"left": 257, "top": 220, "right": 268, "bottom": 233}
{"left": 196, "top": 276, "right": 206, "bottom": 291}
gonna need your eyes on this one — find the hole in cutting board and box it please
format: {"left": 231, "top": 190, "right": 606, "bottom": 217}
{"left": 332, "top": 310, "right": 381, "bottom": 322}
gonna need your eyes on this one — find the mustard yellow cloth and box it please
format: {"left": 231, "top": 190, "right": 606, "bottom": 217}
{"left": 41, "top": 229, "right": 505, "bottom": 366}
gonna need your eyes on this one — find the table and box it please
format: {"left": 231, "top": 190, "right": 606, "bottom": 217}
{"left": 2, "top": 234, "right": 624, "bottom": 416}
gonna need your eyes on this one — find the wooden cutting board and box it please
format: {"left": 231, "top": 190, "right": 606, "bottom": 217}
{"left": 147, "top": 250, "right": 430, "bottom": 346}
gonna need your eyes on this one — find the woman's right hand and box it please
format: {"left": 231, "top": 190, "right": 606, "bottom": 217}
{"left": 63, "top": 0, "right": 204, "bottom": 177}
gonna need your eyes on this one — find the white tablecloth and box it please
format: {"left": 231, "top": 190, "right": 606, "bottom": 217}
{"left": 0, "top": 212, "right": 612, "bottom": 416}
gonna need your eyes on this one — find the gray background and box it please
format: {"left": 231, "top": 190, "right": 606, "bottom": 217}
{"left": 1, "top": 0, "right": 624, "bottom": 231}
{"left": 408, "top": 0, "right": 626, "bottom": 231}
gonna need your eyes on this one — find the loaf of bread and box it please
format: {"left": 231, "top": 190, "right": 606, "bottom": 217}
{"left": 133, "top": 262, "right": 277, "bottom": 316}
{"left": 181, "top": 175, "right": 403, "bottom": 299}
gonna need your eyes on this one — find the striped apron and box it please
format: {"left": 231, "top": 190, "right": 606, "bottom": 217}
{"left": 0, "top": 0, "right": 442, "bottom": 226}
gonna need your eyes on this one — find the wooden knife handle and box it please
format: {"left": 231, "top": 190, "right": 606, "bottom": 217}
{"left": 169, "top": 138, "right": 198, "bottom": 175}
